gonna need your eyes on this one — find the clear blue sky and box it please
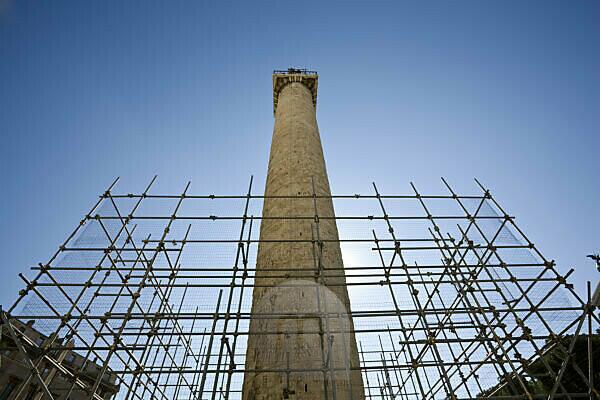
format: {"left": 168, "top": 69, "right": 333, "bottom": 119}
{"left": 0, "top": 1, "right": 598, "bottom": 308}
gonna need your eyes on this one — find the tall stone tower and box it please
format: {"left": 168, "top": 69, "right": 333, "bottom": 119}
{"left": 243, "top": 69, "right": 365, "bottom": 399}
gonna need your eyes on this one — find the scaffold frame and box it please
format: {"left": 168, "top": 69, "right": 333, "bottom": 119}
{"left": 1, "top": 176, "right": 598, "bottom": 400}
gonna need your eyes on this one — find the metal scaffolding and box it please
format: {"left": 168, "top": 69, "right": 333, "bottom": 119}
{"left": 1, "top": 176, "right": 598, "bottom": 399}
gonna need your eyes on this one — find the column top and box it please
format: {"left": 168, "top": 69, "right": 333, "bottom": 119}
{"left": 272, "top": 68, "right": 318, "bottom": 115}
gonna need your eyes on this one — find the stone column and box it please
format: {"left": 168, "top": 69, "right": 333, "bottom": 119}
{"left": 243, "top": 71, "right": 365, "bottom": 399}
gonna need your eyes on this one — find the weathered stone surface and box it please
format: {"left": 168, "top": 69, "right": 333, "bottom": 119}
{"left": 243, "top": 76, "right": 365, "bottom": 399}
